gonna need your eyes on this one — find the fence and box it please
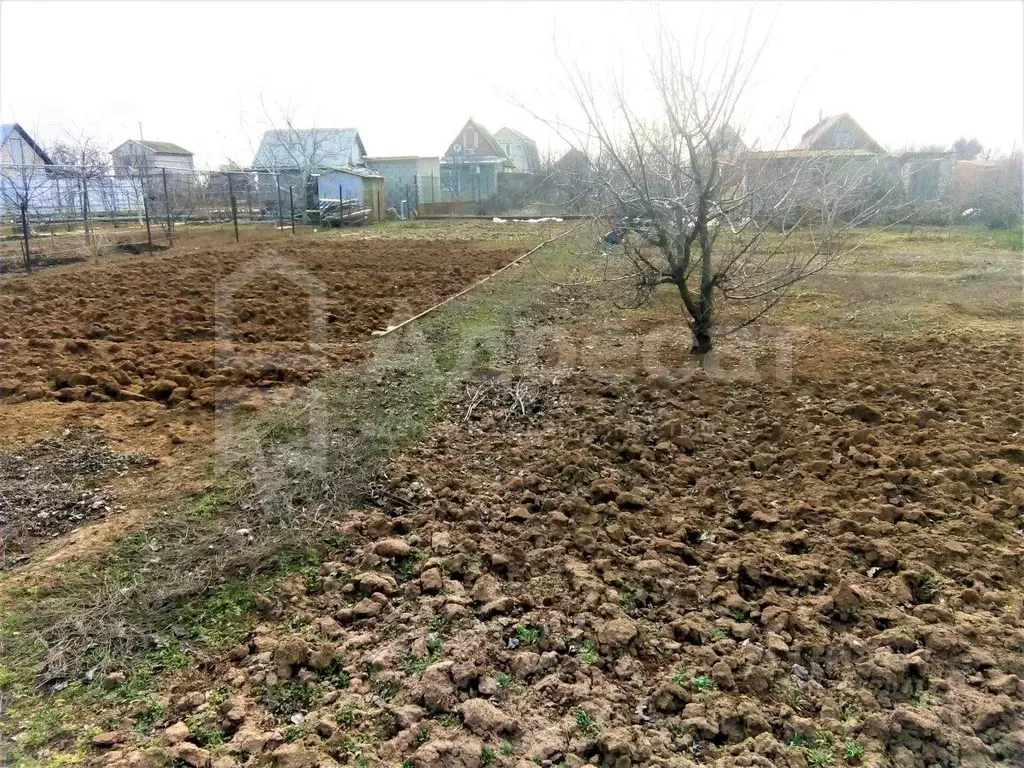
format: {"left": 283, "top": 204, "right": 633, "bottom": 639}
{"left": 0, "top": 164, "right": 308, "bottom": 272}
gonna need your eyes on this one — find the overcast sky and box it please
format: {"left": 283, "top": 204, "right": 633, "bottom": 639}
{"left": 1, "top": 1, "right": 1021, "bottom": 169}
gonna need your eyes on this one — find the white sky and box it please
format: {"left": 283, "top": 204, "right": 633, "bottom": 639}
{"left": 1, "top": 1, "right": 1021, "bottom": 169}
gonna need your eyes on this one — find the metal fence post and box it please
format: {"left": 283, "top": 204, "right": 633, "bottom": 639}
{"left": 289, "top": 186, "right": 296, "bottom": 233}
{"left": 161, "top": 168, "right": 173, "bottom": 246}
{"left": 339, "top": 183, "right": 344, "bottom": 224}
{"left": 227, "top": 172, "right": 240, "bottom": 242}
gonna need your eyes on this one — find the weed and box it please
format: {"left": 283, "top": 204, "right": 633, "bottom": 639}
{"left": 806, "top": 747, "right": 835, "bottom": 765}
{"left": 728, "top": 608, "right": 749, "bottom": 621}
{"left": 837, "top": 704, "right": 857, "bottom": 722}
{"left": 813, "top": 730, "right": 834, "bottom": 747}
{"left": 184, "top": 710, "right": 225, "bottom": 747}
{"left": 438, "top": 714, "right": 461, "bottom": 728}
{"left": 133, "top": 697, "right": 166, "bottom": 734}
{"left": 496, "top": 672, "right": 512, "bottom": 689}
{"left": 691, "top": 674, "right": 716, "bottom": 691}
{"left": 404, "top": 635, "right": 444, "bottom": 674}
{"left": 571, "top": 707, "right": 600, "bottom": 734}
{"left": 396, "top": 550, "right": 427, "bottom": 579}
{"left": 579, "top": 640, "right": 599, "bottom": 664}
{"left": 481, "top": 745, "right": 496, "bottom": 765}
{"left": 428, "top": 615, "right": 451, "bottom": 634}
{"left": 337, "top": 706, "right": 358, "bottom": 726}
{"left": 354, "top": 755, "right": 372, "bottom": 768}
{"left": 499, "top": 741, "right": 516, "bottom": 756}
{"left": 911, "top": 692, "right": 933, "bottom": 709}
{"left": 514, "top": 624, "right": 541, "bottom": 644}
{"left": 401, "top": 762, "right": 416, "bottom": 768}
{"left": 261, "top": 680, "right": 321, "bottom": 716}
{"left": 785, "top": 734, "right": 810, "bottom": 748}
{"left": 843, "top": 740, "right": 865, "bottom": 761}
{"left": 670, "top": 666, "right": 688, "bottom": 686}
{"left": 374, "top": 678, "right": 398, "bottom": 701}
{"left": 206, "top": 684, "right": 231, "bottom": 707}
{"left": 709, "top": 627, "right": 729, "bottom": 641}
{"left": 414, "top": 726, "right": 431, "bottom": 746}
{"left": 320, "top": 657, "right": 351, "bottom": 688}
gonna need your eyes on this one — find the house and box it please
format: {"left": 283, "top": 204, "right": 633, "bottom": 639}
{"left": 111, "top": 139, "right": 194, "bottom": 177}
{"left": 797, "top": 113, "right": 885, "bottom": 154}
{"left": 1, "top": 123, "right": 53, "bottom": 166}
{"left": 440, "top": 119, "right": 514, "bottom": 201}
{"left": 363, "top": 156, "right": 443, "bottom": 212}
{"left": 494, "top": 127, "right": 541, "bottom": 175}
{"left": 898, "top": 150, "right": 955, "bottom": 202}
{"left": 251, "top": 127, "right": 367, "bottom": 208}
{"left": 312, "top": 166, "right": 384, "bottom": 223}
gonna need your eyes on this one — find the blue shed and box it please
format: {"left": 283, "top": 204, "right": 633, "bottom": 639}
{"left": 314, "top": 166, "right": 384, "bottom": 222}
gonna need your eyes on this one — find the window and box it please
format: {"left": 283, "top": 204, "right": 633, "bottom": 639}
{"left": 9, "top": 137, "right": 23, "bottom": 164}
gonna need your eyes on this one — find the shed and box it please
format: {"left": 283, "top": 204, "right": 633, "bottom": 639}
{"left": 314, "top": 166, "right": 384, "bottom": 222}
{"left": 364, "top": 156, "right": 443, "bottom": 211}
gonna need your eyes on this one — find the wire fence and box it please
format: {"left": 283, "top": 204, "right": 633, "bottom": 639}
{"left": 0, "top": 164, "right": 306, "bottom": 272}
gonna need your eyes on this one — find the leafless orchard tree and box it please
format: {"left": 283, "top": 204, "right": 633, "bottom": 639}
{"left": 0, "top": 158, "right": 53, "bottom": 272}
{"left": 546, "top": 24, "right": 905, "bottom": 354}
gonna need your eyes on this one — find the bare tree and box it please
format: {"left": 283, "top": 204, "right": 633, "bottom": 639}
{"left": 248, "top": 99, "right": 342, "bottom": 220}
{"left": 549, "top": 24, "right": 904, "bottom": 354}
{"left": 0, "top": 126, "right": 56, "bottom": 272}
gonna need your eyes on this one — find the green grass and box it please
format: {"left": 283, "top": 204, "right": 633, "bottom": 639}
{"left": 806, "top": 747, "right": 835, "bottom": 765}
{"left": 514, "top": 624, "right": 542, "bottom": 644}
{"left": 496, "top": 672, "right": 512, "bottom": 688}
{"left": 843, "top": 739, "right": 865, "bottom": 761}
{"left": 579, "top": 640, "right": 599, "bottom": 664}
{"left": 691, "top": 674, "right": 716, "bottom": 691}
{"left": 571, "top": 707, "right": 600, "bottom": 734}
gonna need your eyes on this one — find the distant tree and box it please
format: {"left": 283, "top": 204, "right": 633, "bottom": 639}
{"left": 953, "top": 137, "right": 983, "bottom": 161}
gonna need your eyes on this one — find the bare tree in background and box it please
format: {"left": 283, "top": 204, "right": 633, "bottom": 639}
{"left": 249, "top": 99, "right": 337, "bottom": 220}
{"left": 551, "top": 23, "right": 904, "bottom": 354}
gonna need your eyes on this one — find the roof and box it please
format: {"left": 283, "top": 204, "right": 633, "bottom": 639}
{"left": 252, "top": 128, "right": 366, "bottom": 171}
{"left": 494, "top": 127, "right": 536, "bottom": 146}
{"left": 1, "top": 123, "right": 54, "bottom": 164}
{"left": 111, "top": 139, "right": 193, "bottom": 157}
{"left": 442, "top": 119, "right": 514, "bottom": 167}
{"left": 797, "top": 114, "right": 884, "bottom": 154}
{"left": 747, "top": 148, "right": 880, "bottom": 160}
{"left": 317, "top": 165, "right": 383, "bottom": 179}
{"left": 364, "top": 156, "right": 439, "bottom": 163}
{"left": 139, "top": 140, "right": 192, "bottom": 155}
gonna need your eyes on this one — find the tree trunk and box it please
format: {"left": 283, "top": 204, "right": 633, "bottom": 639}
{"left": 20, "top": 201, "right": 32, "bottom": 273}
{"left": 691, "top": 324, "right": 712, "bottom": 355}
{"left": 691, "top": 276, "right": 714, "bottom": 355}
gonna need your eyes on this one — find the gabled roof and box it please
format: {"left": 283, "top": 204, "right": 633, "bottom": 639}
{"left": 495, "top": 127, "right": 542, "bottom": 172}
{"left": 111, "top": 139, "right": 193, "bottom": 156}
{"left": 0, "top": 123, "right": 54, "bottom": 164}
{"left": 251, "top": 128, "right": 365, "bottom": 171}
{"left": 442, "top": 119, "right": 513, "bottom": 165}
{"left": 494, "top": 127, "right": 536, "bottom": 146}
{"left": 797, "top": 114, "right": 883, "bottom": 154}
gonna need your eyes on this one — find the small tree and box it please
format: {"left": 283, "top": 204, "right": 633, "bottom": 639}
{"left": 553, "top": 26, "right": 903, "bottom": 354}
{"left": 953, "top": 137, "right": 983, "bottom": 161}
{"left": 0, "top": 130, "right": 54, "bottom": 272}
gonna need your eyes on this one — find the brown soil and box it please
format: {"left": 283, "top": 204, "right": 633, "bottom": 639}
{"left": 0, "top": 232, "right": 518, "bottom": 410}
{"left": 92, "top": 325, "right": 1024, "bottom": 768}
